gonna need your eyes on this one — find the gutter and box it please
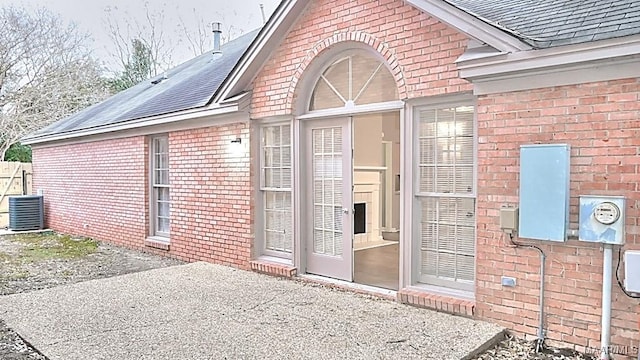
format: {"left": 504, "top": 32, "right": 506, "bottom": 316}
{"left": 22, "top": 103, "right": 240, "bottom": 146}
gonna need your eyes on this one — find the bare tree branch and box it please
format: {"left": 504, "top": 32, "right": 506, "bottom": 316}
{"left": 0, "top": 6, "right": 110, "bottom": 159}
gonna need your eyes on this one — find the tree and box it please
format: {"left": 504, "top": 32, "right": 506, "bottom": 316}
{"left": 107, "top": 39, "right": 154, "bottom": 92}
{"left": 104, "top": 2, "right": 252, "bottom": 90}
{"left": 104, "top": 2, "right": 172, "bottom": 84}
{"left": 4, "top": 142, "right": 30, "bottom": 162}
{"left": 0, "top": 6, "right": 111, "bottom": 160}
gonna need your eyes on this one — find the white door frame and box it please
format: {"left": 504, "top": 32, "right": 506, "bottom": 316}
{"left": 302, "top": 117, "right": 353, "bottom": 281}
{"left": 292, "top": 104, "right": 408, "bottom": 289}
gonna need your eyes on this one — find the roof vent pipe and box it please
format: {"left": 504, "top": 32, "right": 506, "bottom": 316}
{"left": 212, "top": 22, "right": 222, "bottom": 54}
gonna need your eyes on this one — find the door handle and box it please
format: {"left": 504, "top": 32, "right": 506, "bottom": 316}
{"left": 342, "top": 207, "right": 350, "bottom": 214}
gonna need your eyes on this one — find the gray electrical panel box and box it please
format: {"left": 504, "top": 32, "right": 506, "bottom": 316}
{"left": 518, "top": 144, "right": 570, "bottom": 242}
{"left": 625, "top": 250, "right": 640, "bottom": 293}
{"left": 500, "top": 206, "right": 519, "bottom": 234}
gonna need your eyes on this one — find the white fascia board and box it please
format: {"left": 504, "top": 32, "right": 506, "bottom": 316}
{"left": 404, "top": 0, "right": 531, "bottom": 53}
{"left": 23, "top": 104, "right": 241, "bottom": 146}
{"left": 470, "top": 56, "right": 640, "bottom": 95}
{"left": 458, "top": 35, "right": 640, "bottom": 79}
{"left": 457, "top": 35, "right": 640, "bottom": 94}
{"left": 213, "top": 0, "right": 309, "bottom": 103}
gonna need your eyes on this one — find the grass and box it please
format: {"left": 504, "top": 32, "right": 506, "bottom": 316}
{"left": 4, "top": 232, "right": 99, "bottom": 262}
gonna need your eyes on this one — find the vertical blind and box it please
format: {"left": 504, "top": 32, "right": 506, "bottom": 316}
{"left": 417, "top": 106, "right": 475, "bottom": 287}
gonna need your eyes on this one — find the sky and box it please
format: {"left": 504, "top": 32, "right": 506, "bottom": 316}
{"left": 0, "top": 0, "right": 281, "bottom": 72}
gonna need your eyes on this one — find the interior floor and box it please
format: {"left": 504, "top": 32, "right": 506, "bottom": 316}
{"left": 353, "top": 243, "right": 399, "bottom": 290}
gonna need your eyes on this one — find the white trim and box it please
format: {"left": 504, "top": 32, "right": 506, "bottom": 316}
{"left": 297, "top": 101, "right": 405, "bottom": 120}
{"left": 410, "top": 98, "right": 477, "bottom": 292}
{"left": 29, "top": 111, "right": 248, "bottom": 149}
{"left": 146, "top": 236, "right": 170, "bottom": 245}
{"left": 354, "top": 166, "right": 387, "bottom": 171}
{"left": 401, "top": 103, "right": 413, "bottom": 288}
{"left": 24, "top": 104, "right": 241, "bottom": 146}
{"left": 404, "top": 0, "right": 531, "bottom": 53}
{"left": 149, "top": 135, "right": 170, "bottom": 239}
{"left": 255, "top": 255, "right": 293, "bottom": 266}
{"left": 293, "top": 116, "right": 303, "bottom": 271}
{"left": 458, "top": 35, "right": 640, "bottom": 94}
{"left": 257, "top": 121, "right": 294, "bottom": 259}
{"left": 215, "top": 0, "right": 310, "bottom": 102}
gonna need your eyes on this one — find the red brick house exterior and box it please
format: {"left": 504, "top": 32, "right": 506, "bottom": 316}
{"left": 24, "top": 0, "right": 640, "bottom": 358}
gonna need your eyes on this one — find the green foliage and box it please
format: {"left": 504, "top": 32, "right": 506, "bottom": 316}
{"left": 4, "top": 142, "right": 31, "bottom": 162}
{"left": 108, "top": 39, "right": 154, "bottom": 92}
{"left": 9, "top": 233, "right": 98, "bottom": 261}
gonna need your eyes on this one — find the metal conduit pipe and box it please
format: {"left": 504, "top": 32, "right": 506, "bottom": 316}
{"left": 600, "top": 244, "right": 613, "bottom": 360}
{"left": 536, "top": 249, "right": 547, "bottom": 352}
{"left": 509, "top": 233, "right": 547, "bottom": 351}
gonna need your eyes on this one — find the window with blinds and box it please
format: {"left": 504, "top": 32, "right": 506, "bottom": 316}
{"left": 416, "top": 105, "right": 475, "bottom": 290}
{"left": 261, "top": 124, "right": 293, "bottom": 256}
{"left": 151, "top": 136, "right": 170, "bottom": 238}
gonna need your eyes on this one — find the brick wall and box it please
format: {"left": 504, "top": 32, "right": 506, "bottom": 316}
{"left": 32, "top": 137, "right": 148, "bottom": 249}
{"left": 32, "top": 122, "right": 253, "bottom": 268}
{"left": 476, "top": 78, "right": 640, "bottom": 355}
{"left": 251, "top": 0, "right": 471, "bottom": 118}
{"left": 168, "top": 123, "right": 253, "bottom": 268}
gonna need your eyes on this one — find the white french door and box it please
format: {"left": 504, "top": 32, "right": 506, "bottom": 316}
{"left": 304, "top": 118, "right": 353, "bottom": 281}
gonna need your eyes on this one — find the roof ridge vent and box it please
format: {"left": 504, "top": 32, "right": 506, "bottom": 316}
{"left": 151, "top": 72, "right": 168, "bottom": 85}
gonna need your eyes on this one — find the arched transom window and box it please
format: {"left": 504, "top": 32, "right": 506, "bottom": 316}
{"left": 309, "top": 52, "right": 398, "bottom": 111}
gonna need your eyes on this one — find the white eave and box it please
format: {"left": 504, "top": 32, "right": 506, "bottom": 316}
{"left": 457, "top": 34, "right": 640, "bottom": 94}
{"left": 213, "top": 0, "right": 310, "bottom": 103}
{"left": 22, "top": 102, "right": 243, "bottom": 146}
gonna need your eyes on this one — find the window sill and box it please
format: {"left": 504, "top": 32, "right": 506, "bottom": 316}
{"left": 250, "top": 257, "right": 296, "bottom": 278}
{"left": 258, "top": 254, "right": 293, "bottom": 265}
{"left": 398, "top": 285, "right": 475, "bottom": 317}
{"left": 145, "top": 237, "right": 170, "bottom": 251}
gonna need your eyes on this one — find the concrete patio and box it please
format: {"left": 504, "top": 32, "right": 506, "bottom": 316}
{"left": 0, "top": 262, "right": 504, "bottom": 359}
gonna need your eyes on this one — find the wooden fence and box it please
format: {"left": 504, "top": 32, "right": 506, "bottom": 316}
{"left": 0, "top": 162, "right": 33, "bottom": 228}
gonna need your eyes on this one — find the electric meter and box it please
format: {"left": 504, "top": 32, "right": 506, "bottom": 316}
{"left": 593, "top": 202, "right": 620, "bottom": 225}
{"left": 578, "top": 196, "right": 625, "bottom": 245}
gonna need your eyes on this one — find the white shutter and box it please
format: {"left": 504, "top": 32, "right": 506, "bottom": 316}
{"left": 416, "top": 105, "right": 476, "bottom": 289}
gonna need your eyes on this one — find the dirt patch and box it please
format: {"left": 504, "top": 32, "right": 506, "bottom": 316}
{"left": 471, "top": 333, "right": 596, "bottom": 360}
{"left": 0, "top": 232, "right": 183, "bottom": 359}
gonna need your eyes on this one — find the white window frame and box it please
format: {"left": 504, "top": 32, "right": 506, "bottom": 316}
{"left": 413, "top": 100, "right": 477, "bottom": 292}
{"left": 259, "top": 122, "right": 294, "bottom": 259}
{"left": 149, "top": 135, "right": 170, "bottom": 240}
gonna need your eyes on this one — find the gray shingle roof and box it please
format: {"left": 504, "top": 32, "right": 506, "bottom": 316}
{"left": 27, "top": 29, "right": 259, "bottom": 139}
{"left": 446, "top": 0, "right": 640, "bottom": 48}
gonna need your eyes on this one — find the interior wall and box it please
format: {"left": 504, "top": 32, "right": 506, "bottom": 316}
{"left": 353, "top": 114, "right": 384, "bottom": 167}
{"left": 353, "top": 112, "right": 401, "bottom": 231}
